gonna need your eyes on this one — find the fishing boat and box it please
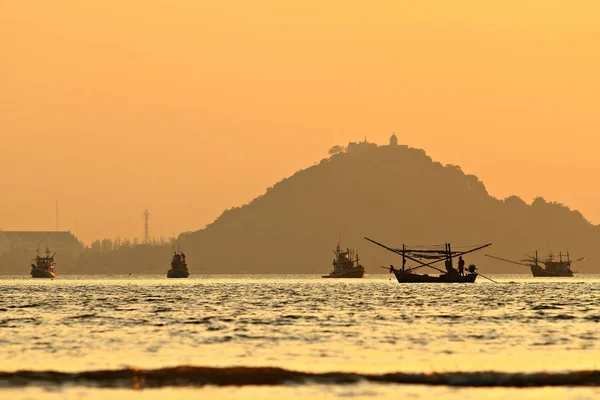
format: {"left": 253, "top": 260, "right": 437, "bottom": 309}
{"left": 167, "top": 248, "right": 190, "bottom": 278}
{"left": 322, "top": 242, "right": 365, "bottom": 278}
{"left": 486, "top": 250, "right": 582, "bottom": 277}
{"left": 364, "top": 237, "right": 493, "bottom": 283}
{"left": 30, "top": 247, "right": 56, "bottom": 278}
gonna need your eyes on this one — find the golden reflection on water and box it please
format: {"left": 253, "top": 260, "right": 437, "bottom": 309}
{"left": 4, "top": 385, "right": 600, "bottom": 400}
{"left": 1, "top": 274, "right": 600, "bottom": 398}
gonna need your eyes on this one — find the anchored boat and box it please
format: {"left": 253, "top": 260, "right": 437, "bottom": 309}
{"left": 365, "top": 237, "right": 493, "bottom": 283}
{"left": 31, "top": 247, "right": 56, "bottom": 278}
{"left": 486, "top": 250, "right": 582, "bottom": 277}
{"left": 322, "top": 242, "right": 365, "bottom": 278}
{"left": 167, "top": 248, "right": 190, "bottom": 278}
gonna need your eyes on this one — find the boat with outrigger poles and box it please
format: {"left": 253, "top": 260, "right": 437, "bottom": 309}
{"left": 485, "top": 250, "right": 583, "bottom": 277}
{"left": 364, "top": 237, "right": 496, "bottom": 283}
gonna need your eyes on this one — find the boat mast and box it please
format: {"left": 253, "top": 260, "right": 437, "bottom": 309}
{"left": 402, "top": 244, "right": 405, "bottom": 271}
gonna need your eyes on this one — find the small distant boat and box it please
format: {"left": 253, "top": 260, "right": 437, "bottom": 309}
{"left": 322, "top": 242, "right": 365, "bottom": 278}
{"left": 167, "top": 248, "right": 190, "bottom": 278}
{"left": 365, "top": 237, "right": 493, "bottom": 283}
{"left": 486, "top": 250, "right": 583, "bottom": 277}
{"left": 31, "top": 247, "right": 56, "bottom": 278}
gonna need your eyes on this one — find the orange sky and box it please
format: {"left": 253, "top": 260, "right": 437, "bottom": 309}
{"left": 1, "top": 1, "right": 599, "bottom": 244}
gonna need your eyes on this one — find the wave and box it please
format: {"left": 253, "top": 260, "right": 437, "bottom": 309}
{"left": 1, "top": 367, "right": 600, "bottom": 389}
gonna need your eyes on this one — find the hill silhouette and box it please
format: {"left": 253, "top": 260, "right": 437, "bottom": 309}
{"left": 18, "top": 140, "right": 593, "bottom": 276}
{"left": 176, "top": 140, "right": 598, "bottom": 275}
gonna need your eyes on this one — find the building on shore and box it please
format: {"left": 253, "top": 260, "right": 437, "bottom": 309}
{"left": 0, "top": 231, "right": 83, "bottom": 267}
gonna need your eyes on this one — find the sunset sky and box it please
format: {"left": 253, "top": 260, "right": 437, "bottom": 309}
{"left": 1, "top": 1, "right": 599, "bottom": 244}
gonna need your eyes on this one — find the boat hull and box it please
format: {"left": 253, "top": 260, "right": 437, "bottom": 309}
{"left": 393, "top": 270, "right": 477, "bottom": 283}
{"left": 530, "top": 267, "right": 573, "bottom": 277}
{"left": 322, "top": 266, "right": 365, "bottom": 278}
{"left": 31, "top": 269, "right": 56, "bottom": 278}
{"left": 167, "top": 269, "right": 190, "bottom": 278}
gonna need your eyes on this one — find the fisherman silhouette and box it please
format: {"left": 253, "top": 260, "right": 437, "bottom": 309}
{"left": 458, "top": 256, "right": 465, "bottom": 276}
{"left": 467, "top": 264, "right": 478, "bottom": 274}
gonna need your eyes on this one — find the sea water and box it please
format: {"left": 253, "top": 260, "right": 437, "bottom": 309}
{"left": 1, "top": 274, "right": 599, "bottom": 399}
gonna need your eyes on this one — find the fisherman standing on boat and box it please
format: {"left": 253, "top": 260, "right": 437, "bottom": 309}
{"left": 458, "top": 256, "right": 465, "bottom": 276}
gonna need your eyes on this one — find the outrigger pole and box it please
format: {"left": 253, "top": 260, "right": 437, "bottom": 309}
{"left": 365, "top": 237, "right": 491, "bottom": 274}
{"left": 411, "top": 245, "right": 498, "bottom": 284}
{"left": 405, "top": 243, "right": 492, "bottom": 271}
{"left": 406, "top": 244, "right": 493, "bottom": 277}
{"left": 365, "top": 237, "right": 446, "bottom": 274}
{"left": 485, "top": 254, "right": 530, "bottom": 267}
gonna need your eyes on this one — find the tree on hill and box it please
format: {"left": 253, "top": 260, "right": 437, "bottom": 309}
{"left": 328, "top": 145, "right": 345, "bottom": 156}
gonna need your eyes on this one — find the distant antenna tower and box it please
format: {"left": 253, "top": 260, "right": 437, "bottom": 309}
{"left": 143, "top": 209, "right": 150, "bottom": 244}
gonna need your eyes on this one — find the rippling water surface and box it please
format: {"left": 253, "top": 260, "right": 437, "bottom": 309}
{"left": 1, "top": 274, "right": 600, "bottom": 399}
